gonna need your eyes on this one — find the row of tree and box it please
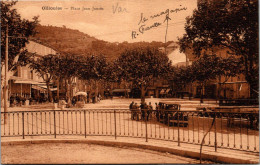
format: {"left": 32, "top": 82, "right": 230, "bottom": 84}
{"left": 28, "top": 54, "right": 108, "bottom": 104}
{"left": 28, "top": 48, "right": 172, "bottom": 104}
{"left": 29, "top": 47, "right": 245, "bottom": 104}
{"left": 173, "top": 55, "right": 242, "bottom": 85}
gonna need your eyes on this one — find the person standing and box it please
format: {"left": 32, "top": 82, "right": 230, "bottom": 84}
{"left": 129, "top": 101, "right": 134, "bottom": 109}
{"left": 141, "top": 102, "right": 148, "bottom": 121}
{"left": 72, "top": 97, "right": 76, "bottom": 106}
{"left": 133, "top": 103, "right": 139, "bottom": 121}
{"left": 155, "top": 102, "right": 159, "bottom": 121}
{"left": 129, "top": 101, "right": 134, "bottom": 119}
{"left": 16, "top": 95, "right": 21, "bottom": 106}
{"left": 147, "top": 102, "right": 153, "bottom": 121}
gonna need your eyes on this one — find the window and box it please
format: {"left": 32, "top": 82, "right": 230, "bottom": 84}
{"left": 31, "top": 70, "right": 33, "bottom": 80}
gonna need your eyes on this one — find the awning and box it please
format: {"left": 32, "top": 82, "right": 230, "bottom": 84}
{"left": 75, "top": 91, "right": 87, "bottom": 96}
{"left": 32, "top": 85, "right": 57, "bottom": 91}
{"left": 14, "top": 80, "right": 34, "bottom": 84}
{"left": 39, "top": 85, "right": 57, "bottom": 91}
{"left": 50, "top": 88, "right": 57, "bottom": 91}
{"left": 112, "top": 89, "right": 131, "bottom": 93}
{"left": 14, "top": 79, "right": 45, "bottom": 85}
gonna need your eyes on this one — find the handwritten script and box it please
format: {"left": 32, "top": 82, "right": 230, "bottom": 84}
{"left": 112, "top": 3, "right": 128, "bottom": 14}
{"left": 132, "top": 6, "right": 187, "bottom": 39}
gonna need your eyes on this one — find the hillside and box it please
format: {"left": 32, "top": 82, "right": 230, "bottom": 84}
{"left": 32, "top": 25, "right": 172, "bottom": 61}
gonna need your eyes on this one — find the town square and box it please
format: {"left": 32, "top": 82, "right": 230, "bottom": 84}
{"left": 1, "top": 0, "right": 259, "bottom": 164}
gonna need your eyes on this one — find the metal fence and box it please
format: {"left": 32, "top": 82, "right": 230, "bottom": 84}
{"left": 1, "top": 109, "right": 259, "bottom": 153}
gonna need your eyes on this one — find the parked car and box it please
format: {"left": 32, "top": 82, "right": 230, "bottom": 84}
{"left": 157, "top": 102, "right": 188, "bottom": 127}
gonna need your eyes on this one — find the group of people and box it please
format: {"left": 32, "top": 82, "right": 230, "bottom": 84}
{"left": 10, "top": 95, "right": 51, "bottom": 107}
{"left": 129, "top": 101, "right": 168, "bottom": 122}
{"left": 9, "top": 93, "right": 103, "bottom": 108}
{"left": 9, "top": 95, "right": 27, "bottom": 107}
{"left": 129, "top": 101, "right": 154, "bottom": 121}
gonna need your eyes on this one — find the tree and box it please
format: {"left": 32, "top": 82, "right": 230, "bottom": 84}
{"left": 58, "top": 54, "right": 82, "bottom": 106}
{"left": 193, "top": 54, "right": 241, "bottom": 101}
{"left": 115, "top": 47, "right": 172, "bottom": 103}
{"left": 78, "top": 55, "right": 108, "bottom": 102}
{"left": 172, "top": 54, "right": 242, "bottom": 101}
{"left": 29, "top": 54, "right": 59, "bottom": 102}
{"left": 172, "top": 65, "right": 195, "bottom": 97}
{"left": 1, "top": 1, "right": 38, "bottom": 69}
{"left": 179, "top": 0, "right": 258, "bottom": 98}
{"left": 1, "top": 1, "right": 38, "bottom": 103}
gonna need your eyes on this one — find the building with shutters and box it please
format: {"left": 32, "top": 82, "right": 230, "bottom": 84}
{"left": 8, "top": 40, "right": 57, "bottom": 101}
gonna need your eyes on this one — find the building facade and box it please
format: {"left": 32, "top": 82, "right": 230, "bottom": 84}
{"left": 8, "top": 40, "right": 57, "bottom": 101}
{"left": 176, "top": 45, "right": 250, "bottom": 99}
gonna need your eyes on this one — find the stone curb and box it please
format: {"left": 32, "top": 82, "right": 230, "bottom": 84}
{"left": 2, "top": 139, "right": 259, "bottom": 164}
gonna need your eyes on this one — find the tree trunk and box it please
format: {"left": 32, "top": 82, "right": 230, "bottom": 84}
{"left": 70, "top": 78, "right": 73, "bottom": 101}
{"left": 247, "top": 46, "right": 258, "bottom": 99}
{"left": 141, "top": 84, "right": 146, "bottom": 104}
{"left": 65, "top": 78, "right": 68, "bottom": 99}
{"left": 189, "top": 82, "right": 192, "bottom": 100}
{"left": 46, "top": 81, "right": 53, "bottom": 102}
{"left": 95, "top": 80, "right": 99, "bottom": 102}
{"left": 67, "top": 78, "right": 72, "bottom": 107}
{"left": 243, "top": 56, "right": 258, "bottom": 99}
{"left": 124, "top": 82, "right": 127, "bottom": 98}
{"left": 91, "top": 80, "right": 98, "bottom": 103}
{"left": 57, "top": 77, "right": 60, "bottom": 103}
{"left": 200, "top": 83, "right": 204, "bottom": 103}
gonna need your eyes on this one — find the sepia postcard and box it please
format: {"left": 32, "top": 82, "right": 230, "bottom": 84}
{"left": 1, "top": 0, "right": 259, "bottom": 164}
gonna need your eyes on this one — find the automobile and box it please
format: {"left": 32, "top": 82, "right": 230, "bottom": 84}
{"left": 157, "top": 102, "right": 188, "bottom": 127}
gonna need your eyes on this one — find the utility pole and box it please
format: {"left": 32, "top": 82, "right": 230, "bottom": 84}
{"left": 186, "top": 52, "right": 191, "bottom": 100}
{"left": 57, "top": 52, "right": 60, "bottom": 103}
{"left": 4, "top": 22, "right": 9, "bottom": 124}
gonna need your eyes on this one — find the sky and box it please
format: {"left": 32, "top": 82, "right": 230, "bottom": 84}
{"left": 14, "top": 0, "right": 197, "bottom": 43}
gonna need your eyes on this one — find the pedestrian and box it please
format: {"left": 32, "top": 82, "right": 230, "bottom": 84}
{"left": 54, "top": 96, "right": 58, "bottom": 103}
{"left": 16, "top": 95, "right": 21, "bottom": 106}
{"left": 133, "top": 103, "right": 139, "bottom": 120}
{"left": 129, "top": 101, "right": 134, "bottom": 109}
{"left": 130, "top": 101, "right": 134, "bottom": 119}
{"left": 97, "top": 93, "right": 101, "bottom": 102}
{"left": 144, "top": 102, "right": 148, "bottom": 121}
{"left": 147, "top": 102, "right": 153, "bottom": 121}
{"left": 10, "top": 95, "right": 15, "bottom": 107}
{"left": 21, "top": 96, "right": 26, "bottom": 105}
{"left": 140, "top": 102, "right": 144, "bottom": 120}
{"left": 155, "top": 102, "right": 159, "bottom": 121}
{"left": 29, "top": 97, "right": 33, "bottom": 105}
{"left": 72, "top": 97, "right": 76, "bottom": 106}
{"left": 140, "top": 102, "right": 148, "bottom": 121}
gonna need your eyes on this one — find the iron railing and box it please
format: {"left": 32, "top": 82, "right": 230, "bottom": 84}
{"left": 1, "top": 109, "right": 259, "bottom": 153}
